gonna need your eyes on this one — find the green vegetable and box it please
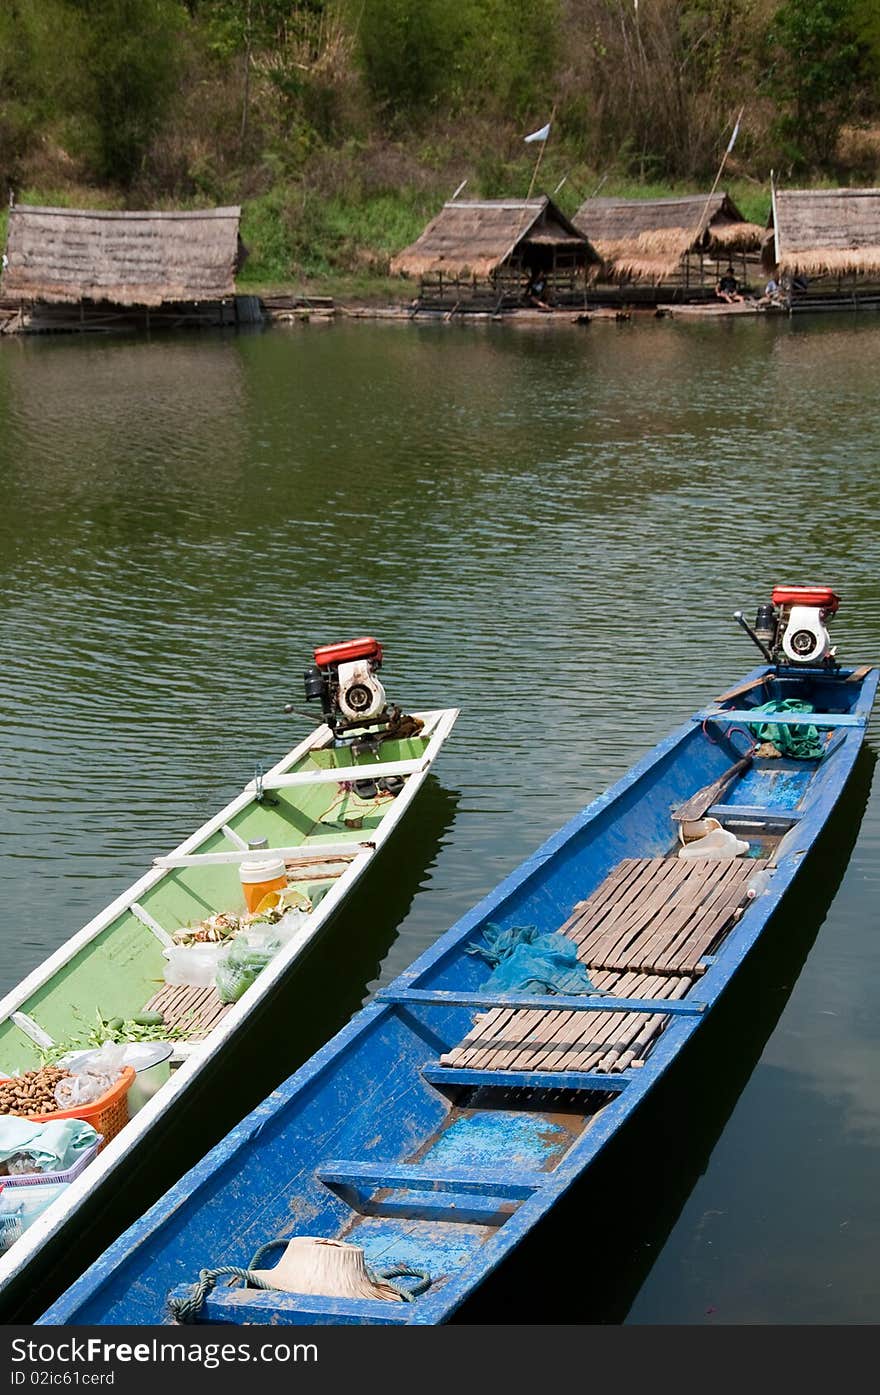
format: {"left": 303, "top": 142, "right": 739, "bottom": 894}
{"left": 107, "top": 1017, "right": 124, "bottom": 1030}
{"left": 131, "top": 1013, "right": 164, "bottom": 1027}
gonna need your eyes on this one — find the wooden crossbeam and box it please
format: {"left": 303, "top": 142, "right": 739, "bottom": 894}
{"left": 378, "top": 987, "right": 704, "bottom": 1015}
{"left": 422, "top": 1063, "right": 630, "bottom": 1093}
{"left": 714, "top": 674, "right": 768, "bottom": 703}
{"left": 708, "top": 803, "right": 801, "bottom": 826}
{"left": 258, "top": 758, "right": 428, "bottom": 790}
{"left": 154, "top": 842, "right": 370, "bottom": 869}
{"left": 166, "top": 1286, "right": 412, "bottom": 1325}
{"left": 317, "top": 1161, "right": 542, "bottom": 1199}
{"left": 702, "top": 709, "right": 860, "bottom": 728}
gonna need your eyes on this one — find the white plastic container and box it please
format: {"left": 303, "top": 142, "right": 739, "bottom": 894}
{"left": 0, "top": 1181, "right": 68, "bottom": 1251}
{"left": 678, "top": 828, "right": 750, "bottom": 861}
{"left": 745, "top": 868, "right": 774, "bottom": 898}
{"left": 162, "top": 941, "right": 227, "bottom": 987}
{"left": 239, "top": 856, "right": 287, "bottom": 913}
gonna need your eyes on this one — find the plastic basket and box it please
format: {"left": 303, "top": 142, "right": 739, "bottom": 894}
{"left": 1, "top": 1137, "right": 103, "bottom": 1187}
{"left": 25, "top": 1067, "right": 135, "bottom": 1147}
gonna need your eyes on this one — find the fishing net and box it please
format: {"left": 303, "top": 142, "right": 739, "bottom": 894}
{"left": 745, "top": 699, "right": 825, "bottom": 759}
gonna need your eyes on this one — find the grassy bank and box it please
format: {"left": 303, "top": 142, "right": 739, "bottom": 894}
{"left": 232, "top": 169, "right": 775, "bottom": 299}
{"left": 0, "top": 169, "right": 775, "bottom": 305}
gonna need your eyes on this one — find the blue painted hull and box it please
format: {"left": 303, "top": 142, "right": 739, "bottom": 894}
{"left": 41, "top": 663, "right": 878, "bottom": 1326}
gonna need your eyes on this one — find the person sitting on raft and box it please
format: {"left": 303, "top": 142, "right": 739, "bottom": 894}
{"left": 715, "top": 265, "right": 744, "bottom": 303}
{"left": 757, "top": 276, "right": 783, "bottom": 308}
{"left": 525, "top": 268, "right": 551, "bottom": 310}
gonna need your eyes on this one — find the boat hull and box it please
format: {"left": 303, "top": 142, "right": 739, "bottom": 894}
{"left": 0, "top": 707, "right": 458, "bottom": 1306}
{"left": 39, "top": 664, "right": 878, "bottom": 1325}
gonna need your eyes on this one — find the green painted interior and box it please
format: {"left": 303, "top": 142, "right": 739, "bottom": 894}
{"left": 0, "top": 731, "right": 431, "bottom": 1072}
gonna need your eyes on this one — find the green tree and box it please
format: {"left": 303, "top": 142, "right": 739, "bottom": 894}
{"left": 0, "top": 0, "right": 91, "bottom": 190}
{"left": 356, "top": 0, "right": 558, "bottom": 123}
{"left": 765, "top": 0, "right": 866, "bottom": 168}
{"left": 66, "top": 0, "right": 188, "bottom": 184}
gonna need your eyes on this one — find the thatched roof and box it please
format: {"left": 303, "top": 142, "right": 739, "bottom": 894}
{"left": 390, "top": 196, "right": 600, "bottom": 278}
{"left": 1, "top": 205, "right": 244, "bottom": 306}
{"left": 763, "top": 187, "right": 880, "bottom": 277}
{"left": 574, "top": 192, "right": 764, "bottom": 283}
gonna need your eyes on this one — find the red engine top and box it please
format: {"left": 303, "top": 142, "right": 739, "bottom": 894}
{"left": 313, "top": 637, "right": 383, "bottom": 669}
{"left": 772, "top": 585, "right": 840, "bottom": 613}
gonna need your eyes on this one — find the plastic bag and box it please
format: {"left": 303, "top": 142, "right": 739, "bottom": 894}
{"left": 54, "top": 1044, "right": 127, "bottom": 1109}
{"left": 163, "top": 942, "right": 227, "bottom": 987}
{"left": 215, "top": 939, "right": 274, "bottom": 1004}
{"left": 244, "top": 908, "right": 309, "bottom": 952}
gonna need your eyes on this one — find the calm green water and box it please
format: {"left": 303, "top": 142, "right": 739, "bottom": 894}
{"left": 1, "top": 314, "right": 879, "bottom": 1323}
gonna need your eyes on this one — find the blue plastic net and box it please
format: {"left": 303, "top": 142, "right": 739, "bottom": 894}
{"left": 467, "top": 923, "right": 603, "bottom": 996}
{"left": 746, "top": 699, "right": 825, "bottom": 759}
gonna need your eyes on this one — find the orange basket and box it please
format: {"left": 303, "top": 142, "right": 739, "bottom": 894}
{"left": 25, "top": 1066, "right": 136, "bottom": 1148}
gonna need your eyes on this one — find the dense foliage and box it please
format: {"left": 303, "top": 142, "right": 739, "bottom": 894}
{"left": 1, "top": 0, "right": 879, "bottom": 280}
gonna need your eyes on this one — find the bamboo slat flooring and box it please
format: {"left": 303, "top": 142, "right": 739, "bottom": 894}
{"left": 142, "top": 982, "right": 233, "bottom": 1040}
{"left": 440, "top": 971, "right": 692, "bottom": 1074}
{"left": 441, "top": 854, "right": 759, "bottom": 1076}
{"left": 560, "top": 856, "right": 757, "bottom": 975}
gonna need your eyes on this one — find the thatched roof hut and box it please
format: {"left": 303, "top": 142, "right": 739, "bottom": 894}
{"left": 574, "top": 192, "right": 764, "bottom": 283}
{"left": 391, "top": 196, "right": 600, "bottom": 279}
{"left": 1, "top": 205, "right": 244, "bottom": 306}
{"left": 763, "top": 187, "right": 880, "bottom": 278}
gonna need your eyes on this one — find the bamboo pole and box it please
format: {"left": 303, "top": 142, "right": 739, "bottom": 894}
{"left": 526, "top": 105, "right": 557, "bottom": 200}
{"left": 692, "top": 107, "right": 745, "bottom": 255}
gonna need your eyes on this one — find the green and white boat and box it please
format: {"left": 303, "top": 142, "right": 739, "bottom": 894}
{"left": 0, "top": 635, "right": 458, "bottom": 1298}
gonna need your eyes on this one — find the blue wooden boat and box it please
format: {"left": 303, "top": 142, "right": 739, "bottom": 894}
{"left": 40, "top": 596, "right": 878, "bottom": 1326}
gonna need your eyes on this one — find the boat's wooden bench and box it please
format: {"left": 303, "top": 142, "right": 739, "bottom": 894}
{"left": 565, "top": 856, "right": 755, "bottom": 975}
{"left": 440, "top": 969, "right": 692, "bottom": 1075}
{"left": 439, "top": 855, "right": 758, "bottom": 1077}
{"left": 141, "top": 983, "right": 233, "bottom": 1040}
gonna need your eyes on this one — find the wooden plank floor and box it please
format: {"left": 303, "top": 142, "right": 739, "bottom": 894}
{"left": 441, "top": 854, "right": 759, "bottom": 1076}
{"left": 559, "top": 856, "right": 758, "bottom": 975}
{"left": 142, "top": 983, "right": 233, "bottom": 1040}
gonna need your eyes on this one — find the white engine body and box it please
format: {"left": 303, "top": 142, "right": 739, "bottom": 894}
{"left": 336, "top": 659, "right": 387, "bottom": 721}
{"left": 781, "top": 605, "right": 834, "bottom": 665}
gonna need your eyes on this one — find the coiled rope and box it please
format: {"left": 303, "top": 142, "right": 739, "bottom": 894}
{"left": 167, "top": 1240, "right": 431, "bottom": 1324}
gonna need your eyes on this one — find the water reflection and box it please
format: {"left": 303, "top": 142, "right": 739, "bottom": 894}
{"left": 1, "top": 313, "right": 879, "bottom": 1321}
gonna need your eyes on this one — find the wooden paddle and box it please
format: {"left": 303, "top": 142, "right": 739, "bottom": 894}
{"left": 672, "top": 756, "right": 753, "bottom": 824}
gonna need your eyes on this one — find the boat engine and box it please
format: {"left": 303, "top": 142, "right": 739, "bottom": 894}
{"left": 301, "top": 637, "right": 388, "bottom": 733}
{"left": 737, "top": 585, "right": 840, "bottom": 668}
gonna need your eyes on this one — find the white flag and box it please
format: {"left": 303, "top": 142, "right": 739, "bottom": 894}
{"left": 524, "top": 122, "right": 551, "bottom": 144}
{"left": 726, "top": 114, "right": 741, "bottom": 155}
